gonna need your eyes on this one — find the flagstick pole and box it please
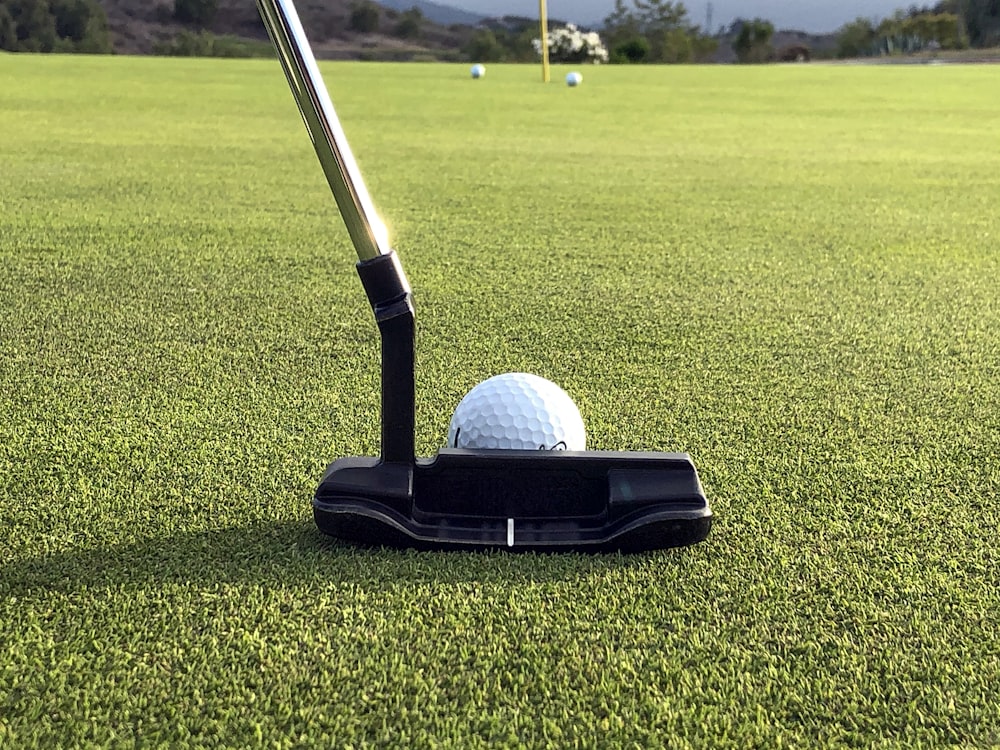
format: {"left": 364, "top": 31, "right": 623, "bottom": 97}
{"left": 539, "top": 0, "right": 550, "bottom": 82}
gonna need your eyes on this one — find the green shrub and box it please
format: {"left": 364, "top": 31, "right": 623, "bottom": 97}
{"left": 463, "top": 28, "right": 505, "bottom": 62}
{"left": 349, "top": 2, "right": 379, "bottom": 33}
{"left": 653, "top": 27, "right": 695, "bottom": 62}
{"left": 0, "top": 0, "right": 109, "bottom": 53}
{"left": 733, "top": 17, "right": 774, "bottom": 62}
{"left": 0, "top": 5, "right": 16, "bottom": 49}
{"left": 153, "top": 30, "right": 274, "bottom": 58}
{"left": 612, "top": 36, "right": 651, "bottom": 63}
{"left": 173, "top": 0, "right": 217, "bottom": 27}
{"left": 393, "top": 7, "right": 422, "bottom": 39}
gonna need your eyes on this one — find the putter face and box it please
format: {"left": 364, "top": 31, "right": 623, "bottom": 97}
{"left": 256, "top": 0, "right": 712, "bottom": 552}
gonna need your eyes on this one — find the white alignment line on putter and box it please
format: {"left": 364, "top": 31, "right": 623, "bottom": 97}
{"left": 255, "top": 0, "right": 388, "bottom": 261}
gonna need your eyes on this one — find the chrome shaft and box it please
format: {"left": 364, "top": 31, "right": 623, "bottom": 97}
{"left": 256, "top": 0, "right": 389, "bottom": 260}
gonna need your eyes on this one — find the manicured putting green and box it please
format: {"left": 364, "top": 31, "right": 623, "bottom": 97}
{"left": 1, "top": 56, "right": 998, "bottom": 746}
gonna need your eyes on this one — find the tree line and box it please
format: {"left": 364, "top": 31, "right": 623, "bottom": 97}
{"left": 835, "top": 1, "right": 1000, "bottom": 57}
{"left": 464, "top": 0, "right": 998, "bottom": 65}
{"left": 1, "top": 0, "right": 998, "bottom": 59}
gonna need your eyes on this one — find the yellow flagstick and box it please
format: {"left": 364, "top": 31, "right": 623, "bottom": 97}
{"left": 539, "top": 0, "right": 551, "bottom": 82}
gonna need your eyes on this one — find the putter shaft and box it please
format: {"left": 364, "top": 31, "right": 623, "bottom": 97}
{"left": 256, "top": 0, "right": 388, "bottom": 260}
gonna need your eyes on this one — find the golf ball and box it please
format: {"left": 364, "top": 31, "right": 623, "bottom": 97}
{"left": 566, "top": 71, "right": 583, "bottom": 87}
{"left": 470, "top": 64, "right": 486, "bottom": 79}
{"left": 447, "top": 372, "right": 586, "bottom": 451}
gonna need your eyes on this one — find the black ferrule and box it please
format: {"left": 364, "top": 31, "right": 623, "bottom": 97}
{"left": 356, "top": 251, "right": 411, "bottom": 314}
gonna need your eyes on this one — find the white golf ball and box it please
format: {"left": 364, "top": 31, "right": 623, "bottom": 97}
{"left": 566, "top": 71, "right": 583, "bottom": 87}
{"left": 470, "top": 64, "right": 486, "bottom": 79}
{"left": 447, "top": 372, "right": 586, "bottom": 451}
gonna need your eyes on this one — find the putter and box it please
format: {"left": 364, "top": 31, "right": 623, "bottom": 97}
{"left": 256, "top": 0, "right": 712, "bottom": 551}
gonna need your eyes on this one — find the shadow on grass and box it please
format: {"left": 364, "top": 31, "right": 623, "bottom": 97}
{"left": 1, "top": 519, "right": 681, "bottom": 596}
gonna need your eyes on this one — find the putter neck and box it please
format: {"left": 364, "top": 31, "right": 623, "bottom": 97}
{"left": 356, "top": 251, "right": 415, "bottom": 464}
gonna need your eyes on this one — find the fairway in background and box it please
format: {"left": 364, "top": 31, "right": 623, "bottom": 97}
{"left": 1, "top": 56, "right": 999, "bottom": 747}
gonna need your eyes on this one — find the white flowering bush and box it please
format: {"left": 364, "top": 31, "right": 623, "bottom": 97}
{"left": 533, "top": 23, "right": 609, "bottom": 64}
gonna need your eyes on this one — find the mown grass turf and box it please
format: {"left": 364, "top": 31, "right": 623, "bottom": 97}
{"left": 2, "top": 55, "right": 999, "bottom": 747}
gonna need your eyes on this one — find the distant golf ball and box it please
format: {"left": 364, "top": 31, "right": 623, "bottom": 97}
{"left": 566, "top": 71, "right": 583, "bottom": 87}
{"left": 447, "top": 372, "right": 586, "bottom": 451}
{"left": 470, "top": 64, "right": 486, "bottom": 79}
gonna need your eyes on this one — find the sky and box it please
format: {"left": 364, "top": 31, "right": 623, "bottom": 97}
{"left": 446, "top": 1, "right": 906, "bottom": 34}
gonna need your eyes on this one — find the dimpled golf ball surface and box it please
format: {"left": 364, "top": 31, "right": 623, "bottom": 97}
{"left": 470, "top": 64, "right": 485, "bottom": 78}
{"left": 448, "top": 373, "right": 586, "bottom": 450}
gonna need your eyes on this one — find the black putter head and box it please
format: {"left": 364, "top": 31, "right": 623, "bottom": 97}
{"left": 315, "top": 450, "right": 711, "bottom": 553}
{"left": 256, "top": 0, "right": 712, "bottom": 552}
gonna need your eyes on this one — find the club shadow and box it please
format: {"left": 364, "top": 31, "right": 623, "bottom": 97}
{"left": 1, "top": 518, "right": 680, "bottom": 596}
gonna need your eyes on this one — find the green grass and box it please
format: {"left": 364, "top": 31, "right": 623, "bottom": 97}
{"left": 2, "top": 55, "right": 999, "bottom": 747}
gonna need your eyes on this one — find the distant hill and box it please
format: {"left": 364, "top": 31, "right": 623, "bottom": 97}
{"left": 96, "top": 0, "right": 476, "bottom": 58}
{"left": 376, "top": 0, "right": 485, "bottom": 26}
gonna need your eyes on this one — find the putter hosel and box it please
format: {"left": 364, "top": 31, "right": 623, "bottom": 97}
{"left": 357, "top": 252, "right": 416, "bottom": 464}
